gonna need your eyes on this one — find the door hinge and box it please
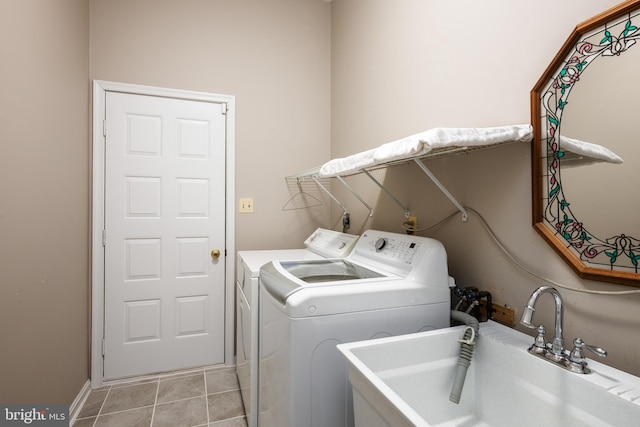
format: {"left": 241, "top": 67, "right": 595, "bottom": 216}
{"left": 221, "top": 102, "right": 228, "bottom": 115}
{"left": 102, "top": 338, "right": 105, "bottom": 357}
{"left": 102, "top": 230, "right": 106, "bottom": 246}
{"left": 103, "top": 120, "right": 107, "bottom": 137}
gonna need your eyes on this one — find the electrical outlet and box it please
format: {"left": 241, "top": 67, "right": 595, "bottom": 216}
{"left": 491, "top": 303, "right": 516, "bottom": 326}
{"left": 239, "top": 198, "right": 254, "bottom": 213}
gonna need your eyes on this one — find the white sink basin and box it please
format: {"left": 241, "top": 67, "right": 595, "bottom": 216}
{"left": 338, "top": 321, "right": 640, "bottom": 427}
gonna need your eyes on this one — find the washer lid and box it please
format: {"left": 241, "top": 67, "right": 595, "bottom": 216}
{"left": 238, "top": 249, "right": 322, "bottom": 277}
{"left": 260, "top": 259, "right": 396, "bottom": 306}
{"left": 260, "top": 260, "right": 449, "bottom": 316}
{"left": 280, "top": 259, "right": 384, "bottom": 283}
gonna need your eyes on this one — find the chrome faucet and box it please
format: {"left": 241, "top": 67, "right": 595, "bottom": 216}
{"left": 520, "top": 285, "right": 607, "bottom": 374}
{"left": 520, "top": 285, "right": 564, "bottom": 356}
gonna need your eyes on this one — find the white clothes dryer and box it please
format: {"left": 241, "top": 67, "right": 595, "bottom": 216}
{"left": 236, "top": 228, "right": 359, "bottom": 427}
{"left": 258, "top": 230, "right": 451, "bottom": 427}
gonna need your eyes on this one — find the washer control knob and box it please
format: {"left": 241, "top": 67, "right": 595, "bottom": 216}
{"left": 375, "top": 237, "right": 387, "bottom": 252}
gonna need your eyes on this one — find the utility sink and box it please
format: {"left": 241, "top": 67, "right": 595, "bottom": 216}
{"left": 337, "top": 321, "right": 640, "bottom": 427}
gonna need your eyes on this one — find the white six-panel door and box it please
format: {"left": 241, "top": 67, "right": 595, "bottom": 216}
{"left": 102, "top": 91, "right": 227, "bottom": 380}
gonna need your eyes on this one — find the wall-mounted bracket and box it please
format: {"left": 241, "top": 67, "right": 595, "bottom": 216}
{"left": 363, "top": 170, "right": 411, "bottom": 218}
{"left": 336, "top": 176, "right": 374, "bottom": 217}
{"left": 414, "top": 159, "right": 468, "bottom": 221}
{"left": 313, "top": 176, "right": 348, "bottom": 216}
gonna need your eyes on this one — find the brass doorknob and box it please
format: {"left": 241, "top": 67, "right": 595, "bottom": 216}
{"left": 211, "top": 249, "right": 221, "bottom": 259}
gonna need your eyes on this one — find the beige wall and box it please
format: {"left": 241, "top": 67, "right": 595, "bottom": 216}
{"left": 90, "top": 0, "right": 333, "bottom": 251}
{"left": 0, "top": 0, "right": 90, "bottom": 403}
{"left": 331, "top": 0, "right": 640, "bottom": 376}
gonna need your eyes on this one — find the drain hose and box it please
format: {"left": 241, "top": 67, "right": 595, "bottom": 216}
{"left": 449, "top": 310, "right": 479, "bottom": 404}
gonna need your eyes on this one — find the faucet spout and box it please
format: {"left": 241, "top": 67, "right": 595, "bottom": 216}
{"left": 520, "top": 286, "right": 564, "bottom": 356}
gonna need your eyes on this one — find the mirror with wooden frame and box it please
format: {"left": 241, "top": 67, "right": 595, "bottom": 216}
{"left": 531, "top": 0, "right": 640, "bottom": 287}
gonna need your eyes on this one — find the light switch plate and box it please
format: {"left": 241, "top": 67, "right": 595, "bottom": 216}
{"left": 239, "top": 198, "right": 254, "bottom": 213}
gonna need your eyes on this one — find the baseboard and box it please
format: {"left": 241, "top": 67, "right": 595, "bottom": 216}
{"left": 68, "top": 380, "right": 91, "bottom": 426}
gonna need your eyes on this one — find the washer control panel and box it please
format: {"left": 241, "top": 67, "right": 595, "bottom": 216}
{"left": 349, "top": 230, "right": 446, "bottom": 278}
{"left": 361, "top": 233, "right": 422, "bottom": 264}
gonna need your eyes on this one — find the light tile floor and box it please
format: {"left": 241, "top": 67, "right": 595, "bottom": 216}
{"left": 73, "top": 367, "right": 247, "bottom": 427}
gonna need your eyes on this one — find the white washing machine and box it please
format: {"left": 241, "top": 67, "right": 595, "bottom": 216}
{"left": 236, "top": 228, "right": 359, "bottom": 427}
{"left": 258, "top": 230, "right": 451, "bottom": 427}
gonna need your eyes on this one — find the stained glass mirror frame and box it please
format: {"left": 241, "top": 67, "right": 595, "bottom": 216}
{"left": 531, "top": 0, "right": 640, "bottom": 287}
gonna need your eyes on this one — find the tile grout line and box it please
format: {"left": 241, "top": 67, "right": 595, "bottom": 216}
{"left": 91, "top": 385, "right": 111, "bottom": 427}
{"left": 153, "top": 393, "right": 208, "bottom": 406}
{"left": 150, "top": 380, "right": 160, "bottom": 427}
{"left": 204, "top": 369, "right": 210, "bottom": 426}
{"left": 86, "top": 404, "right": 156, "bottom": 420}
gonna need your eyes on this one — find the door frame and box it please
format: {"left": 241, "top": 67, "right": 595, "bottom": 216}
{"left": 91, "top": 80, "right": 235, "bottom": 387}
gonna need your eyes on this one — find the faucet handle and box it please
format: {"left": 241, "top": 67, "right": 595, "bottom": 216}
{"left": 570, "top": 337, "right": 607, "bottom": 364}
{"left": 527, "top": 325, "right": 548, "bottom": 355}
{"left": 583, "top": 341, "right": 607, "bottom": 358}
